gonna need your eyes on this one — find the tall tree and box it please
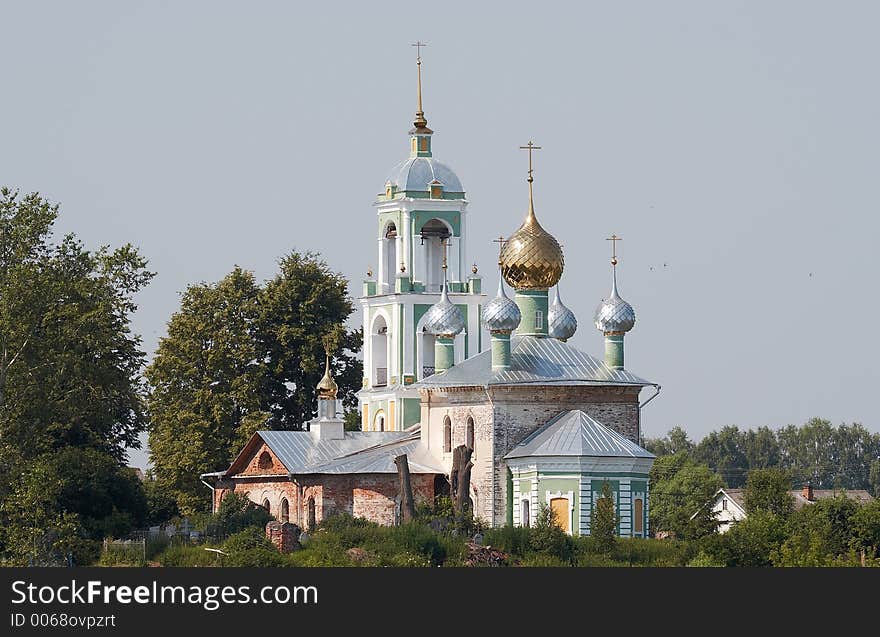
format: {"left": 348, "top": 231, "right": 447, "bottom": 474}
{"left": 693, "top": 426, "right": 748, "bottom": 487}
{"left": 591, "top": 480, "right": 618, "bottom": 552}
{"left": 146, "top": 252, "right": 362, "bottom": 514}
{"left": 0, "top": 188, "right": 153, "bottom": 562}
{"left": 649, "top": 453, "right": 723, "bottom": 539}
{"left": 743, "top": 468, "right": 794, "bottom": 517}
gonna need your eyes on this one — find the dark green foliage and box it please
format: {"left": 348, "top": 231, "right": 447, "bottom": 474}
{"left": 208, "top": 492, "right": 273, "bottom": 538}
{"left": 743, "top": 468, "right": 794, "bottom": 517}
{"left": 575, "top": 536, "right": 695, "bottom": 567}
{"left": 592, "top": 480, "right": 618, "bottom": 553}
{"left": 701, "top": 511, "right": 787, "bottom": 567}
{"left": 643, "top": 426, "right": 693, "bottom": 457}
{"left": 850, "top": 500, "right": 880, "bottom": 559}
{"left": 147, "top": 252, "right": 363, "bottom": 514}
{"left": 222, "top": 527, "right": 285, "bottom": 567}
{"left": 527, "top": 503, "right": 574, "bottom": 564}
{"left": 649, "top": 453, "right": 723, "bottom": 539}
{"left": 143, "top": 473, "right": 179, "bottom": 525}
{"left": 157, "top": 544, "right": 220, "bottom": 567}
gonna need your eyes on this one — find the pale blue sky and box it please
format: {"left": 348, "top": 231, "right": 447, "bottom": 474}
{"left": 2, "top": 1, "right": 878, "bottom": 469}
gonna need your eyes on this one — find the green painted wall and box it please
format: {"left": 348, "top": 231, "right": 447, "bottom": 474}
{"left": 514, "top": 290, "right": 549, "bottom": 336}
{"left": 605, "top": 333, "right": 625, "bottom": 369}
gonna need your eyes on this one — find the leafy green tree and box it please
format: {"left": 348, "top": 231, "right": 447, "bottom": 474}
{"left": 643, "top": 426, "right": 693, "bottom": 457}
{"left": 0, "top": 189, "right": 152, "bottom": 563}
{"left": 592, "top": 480, "right": 618, "bottom": 553}
{"left": 649, "top": 453, "right": 723, "bottom": 539}
{"left": 693, "top": 426, "right": 748, "bottom": 487}
{"left": 529, "top": 503, "right": 573, "bottom": 563}
{"left": 143, "top": 472, "right": 179, "bottom": 525}
{"left": 147, "top": 252, "right": 362, "bottom": 514}
{"left": 146, "top": 267, "right": 269, "bottom": 514}
{"left": 257, "top": 252, "right": 362, "bottom": 429}
{"left": 0, "top": 188, "right": 153, "bottom": 460}
{"left": 741, "top": 426, "right": 780, "bottom": 469}
{"left": 870, "top": 460, "right": 880, "bottom": 499}
{"left": 743, "top": 468, "right": 794, "bottom": 517}
{"left": 779, "top": 494, "right": 860, "bottom": 562}
{"left": 209, "top": 492, "right": 273, "bottom": 537}
{"left": 850, "top": 499, "right": 880, "bottom": 559}
{"left": 702, "top": 511, "right": 787, "bottom": 567}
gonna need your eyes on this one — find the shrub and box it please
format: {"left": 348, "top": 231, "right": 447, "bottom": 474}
{"left": 222, "top": 527, "right": 285, "bottom": 567}
{"left": 529, "top": 504, "right": 574, "bottom": 564}
{"left": 158, "top": 544, "right": 219, "bottom": 567}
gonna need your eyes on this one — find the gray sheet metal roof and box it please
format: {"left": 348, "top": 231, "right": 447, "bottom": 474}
{"left": 306, "top": 435, "right": 445, "bottom": 475}
{"left": 415, "top": 335, "right": 651, "bottom": 389}
{"left": 257, "top": 430, "right": 410, "bottom": 474}
{"left": 504, "top": 410, "right": 655, "bottom": 460}
{"left": 386, "top": 156, "right": 464, "bottom": 193}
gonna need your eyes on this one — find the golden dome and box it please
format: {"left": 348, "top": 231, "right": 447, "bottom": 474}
{"left": 316, "top": 354, "right": 338, "bottom": 399}
{"left": 499, "top": 199, "right": 564, "bottom": 290}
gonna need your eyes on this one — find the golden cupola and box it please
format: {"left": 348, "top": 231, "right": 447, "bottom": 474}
{"left": 499, "top": 142, "right": 564, "bottom": 290}
{"left": 316, "top": 353, "right": 338, "bottom": 400}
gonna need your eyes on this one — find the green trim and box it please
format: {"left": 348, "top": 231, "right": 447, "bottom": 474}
{"left": 435, "top": 337, "right": 455, "bottom": 373}
{"left": 605, "top": 333, "right": 625, "bottom": 369}
{"left": 410, "top": 210, "right": 462, "bottom": 237}
{"left": 491, "top": 332, "right": 512, "bottom": 370}
{"left": 506, "top": 468, "right": 514, "bottom": 527}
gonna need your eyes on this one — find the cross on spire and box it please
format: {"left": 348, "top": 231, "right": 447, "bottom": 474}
{"left": 411, "top": 41, "right": 429, "bottom": 128}
{"left": 519, "top": 141, "right": 542, "bottom": 183}
{"left": 493, "top": 235, "right": 508, "bottom": 266}
{"left": 606, "top": 234, "right": 622, "bottom": 266}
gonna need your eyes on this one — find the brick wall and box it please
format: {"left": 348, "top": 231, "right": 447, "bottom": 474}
{"left": 221, "top": 472, "right": 436, "bottom": 529}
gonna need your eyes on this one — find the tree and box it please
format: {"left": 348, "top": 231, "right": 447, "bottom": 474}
{"left": 743, "top": 468, "right": 793, "bottom": 517}
{"left": 146, "top": 268, "right": 269, "bottom": 514}
{"left": 147, "top": 252, "right": 363, "bottom": 515}
{"left": 643, "top": 426, "right": 693, "bottom": 457}
{"left": 592, "top": 480, "right": 618, "bottom": 553}
{"left": 850, "top": 499, "right": 880, "bottom": 559}
{"left": 703, "top": 511, "right": 787, "bottom": 567}
{"left": 0, "top": 188, "right": 153, "bottom": 461}
{"left": 693, "top": 426, "right": 748, "bottom": 487}
{"left": 0, "top": 189, "right": 153, "bottom": 563}
{"left": 649, "top": 453, "right": 724, "bottom": 539}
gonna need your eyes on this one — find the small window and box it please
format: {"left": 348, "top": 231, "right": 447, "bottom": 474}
{"left": 258, "top": 451, "right": 272, "bottom": 470}
{"left": 634, "top": 498, "right": 644, "bottom": 535}
{"left": 466, "top": 417, "right": 475, "bottom": 450}
{"left": 430, "top": 185, "right": 442, "bottom": 198}
{"left": 722, "top": 499, "right": 728, "bottom": 511}
{"left": 443, "top": 416, "right": 452, "bottom": 453}
{"left": 521, "top": 499, "right": 530, "bottom": 527}
{"left": 419, "top": 137, "right": 429, "bottom": 152}
{"left": 280, "top": 498, "right": 289, "bottom": 523}
{"left": 262, "top": 499, "right": 271, "bottom": 513}
{"left": 535, "top": 310, "right": 543, "bottom": 330}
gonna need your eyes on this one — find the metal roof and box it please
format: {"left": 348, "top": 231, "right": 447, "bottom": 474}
{"left": 504, "top": 410, "right": 655, "bottom": 460}
{"left": 305, "top": 435, "right": 445, "bottom": 475}
{"left": 256, "top": 430, "right": 410, "bottom": 474}
{"left": 386, "top": 156, "right": 464, "bottom": 193}
{"left": 415, "top": 335, "right": 651, "bottom": 389}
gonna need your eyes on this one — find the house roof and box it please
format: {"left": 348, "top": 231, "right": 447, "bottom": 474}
{"left": 504, "top": 410, "right": 655, "bottom": 460}
{"left": 705, "top": 487, "right": 874, "bottom": 516}
{"left": 415, "top": 335, "right": 652, "bottom": 389}
{"left": 223, "top": 428, "right": 444, "bottom": 477}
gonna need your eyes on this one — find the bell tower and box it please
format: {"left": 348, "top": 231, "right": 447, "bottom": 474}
{"left": 357, "top": 45, "right": 486, "bottom": 431}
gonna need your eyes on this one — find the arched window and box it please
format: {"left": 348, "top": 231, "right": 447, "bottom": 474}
{"left": 371, "top": 315, "right": 388, "bottom": 387}
{"left": 383, "top": 223, "right": 398, "bottom": 290}
{"left": 262, "top": 499, "right": 271, "bottom": 514}
{"left": 258, "top": 451, "right": 272, "bottom": 470}
{"left": 280, "top": 498, "right": 289, "bottom": 524}
{"left": 443, "top": 416, "right": 452, "bottom": 453}
{"left": 376, "top": 413, "right": 385, "bottom": 432}
{"left": 521, "top": 499, "right": 530, "bottom": 527}
{"left": 535, "top": 310, "right": 544, "bottom": 330}
{"left": 634, "top": 498, "right": 644, "bottom": 535}
{"left": 466, "top": 417, "right": 475, "bottom": 450}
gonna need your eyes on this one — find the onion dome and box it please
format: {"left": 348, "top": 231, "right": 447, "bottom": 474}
{"left": 499, "top": 162, "right": 564, "bottom": 290}
{"left": 548, "top": 286, "right": 578, "bottom": 341}
{"left": 481, "top": 276, "right": 522, "bottom": 334}
{"left": 316, "top": 354, "right": 338, "bottom": 399}
{"left": 594, "top": 267, "right": 636, "bottom": 334}
{"left": 424, "top": 281, "right": 466, "bottom": 337}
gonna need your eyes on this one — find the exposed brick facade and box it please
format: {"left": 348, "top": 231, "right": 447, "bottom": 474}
{"left": 216, "top": 439, "right": 437, "bottom": 528}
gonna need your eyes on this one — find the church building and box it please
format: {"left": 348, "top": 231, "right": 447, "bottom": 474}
{"left": 202, "top": 50, "right": 659, "bottom": 538}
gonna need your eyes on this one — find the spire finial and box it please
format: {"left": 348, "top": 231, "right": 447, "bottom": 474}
{"left": 411, "top": 41, "right": 429, "bottom": 129}
{"left": 493, "top": 235, "right": 508, "bottom": 267}
{"left": 606, "top": 234, "right": 622, "bottom": 294}
{"left": 317, "top": 337, "right": 339, "bottom": 400}
{"left": 519, "top": 141, "right": 542, "bottom": 220}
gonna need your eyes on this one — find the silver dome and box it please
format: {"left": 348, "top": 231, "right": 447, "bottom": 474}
{"left": 424, "top": 282, "right": 466, "bottom": 337}
{"left": 386, "top": 157, "right": 464, "bottom": 193}
{"left": 548, "top": 286, "right": 577, "bottom": 341}
{"left": 594, "top": 271, "right": 635, "bottom": 333}
{"left": 481, "top": 277, "right": 521, "bottom": 333}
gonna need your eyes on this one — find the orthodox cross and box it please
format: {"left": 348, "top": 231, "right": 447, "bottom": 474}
{"left": 492, "top": 235, "right": 508, "bottom": 266}
{"left": 606, "top": 234, "right": 622, "bottom": 265}
{"left": 519, "top": 141, "right": 542, "bottom": 182}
